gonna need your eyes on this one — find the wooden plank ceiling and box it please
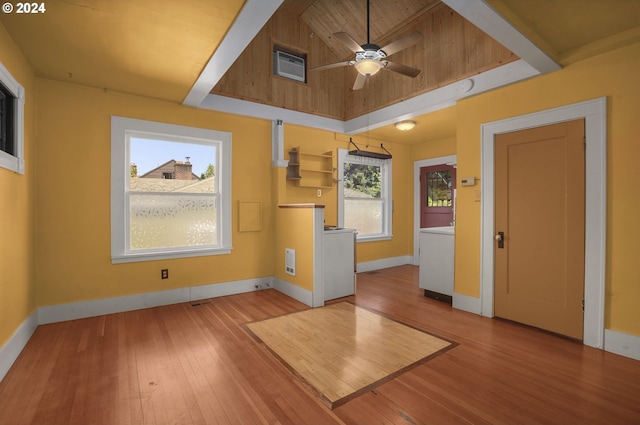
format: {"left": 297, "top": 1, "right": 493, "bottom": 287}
{"left": 211, "top": 0, "right": 518, "bottom": 121}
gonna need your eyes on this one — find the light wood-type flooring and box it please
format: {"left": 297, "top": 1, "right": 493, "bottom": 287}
{"left": 1, "top": 265, "right": 639, "bottom": 424}
{"left": 247, "top": 302, "right": 452, "bottom": 408}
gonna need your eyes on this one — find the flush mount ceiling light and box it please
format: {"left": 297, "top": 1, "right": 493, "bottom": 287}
{"left": 395, "top": 120, "right": 416, "bottom": 131}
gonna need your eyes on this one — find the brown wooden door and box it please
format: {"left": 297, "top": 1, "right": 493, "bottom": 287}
{"left": 494, "top": 119, "right": 585, "bottom": 340}
{"left": 420, "top": 164, "right": 456, "bottom": 228}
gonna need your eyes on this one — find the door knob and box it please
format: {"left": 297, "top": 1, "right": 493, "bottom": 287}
{"left": 495, "top": 231, "right": 504, "bottom": 249}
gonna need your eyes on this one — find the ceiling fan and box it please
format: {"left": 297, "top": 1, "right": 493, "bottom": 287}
{"left": 311, "top": 0, "right": 424, "bottom": 90}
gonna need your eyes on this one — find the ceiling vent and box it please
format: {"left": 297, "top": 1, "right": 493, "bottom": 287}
{"left": 273, "top": 50, "right": 305, "bottom": 82}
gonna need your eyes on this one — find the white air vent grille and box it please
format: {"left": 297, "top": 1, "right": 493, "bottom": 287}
{"left": 285, "top": 248, "right": 296, "bottom": 276}
{"left": 273, "top": 51, "right": 305, "bottom": 82}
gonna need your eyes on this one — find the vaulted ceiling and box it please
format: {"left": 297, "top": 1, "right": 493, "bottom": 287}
{"left": 1, "top": 0, "right": 639, "bottom": 144}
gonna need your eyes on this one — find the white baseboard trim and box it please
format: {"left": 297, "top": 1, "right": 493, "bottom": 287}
{"left": 38, "top": 276, "right": 275, "bottom": 325}
{"left": 190, "top": 276, "right": 274, "bottom": 301}
{"left": 452, "top": 293, "right": 482, "bottom": 315}
{"left": 272, "top": 277, "right": 313, "bottom": 307}
{"left": 357, "top": 255, "right": 412, "bottom": 273}
{"left": 0, "top": 311, "right": 38, "bottom": 383}
{"left": 604, "top": 329, "right": 640, "bottom": 361}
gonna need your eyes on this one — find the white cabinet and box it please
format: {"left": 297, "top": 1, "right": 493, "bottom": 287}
{"left": 323, "top": 228, "right": 356, "bottom": 301}
{"left": 419, "top": 227, "right": 454, "bottom": 303}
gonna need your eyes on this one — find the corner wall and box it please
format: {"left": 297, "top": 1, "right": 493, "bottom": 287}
{"left": 34, "top": 79, "right": 275, "bottom": 308}
{"left": 0, "top": 25, "right": 37, "bottom": 351}
{"left": 455, "top": 42, "right": 640, "bottom": 336}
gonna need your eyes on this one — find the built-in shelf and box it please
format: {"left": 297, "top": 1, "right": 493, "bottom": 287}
{"left": 287, "top": 147, "right": 334, "bottom": 188}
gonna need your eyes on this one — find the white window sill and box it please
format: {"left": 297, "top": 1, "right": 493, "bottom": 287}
{"left": 112, "top": 247, "right": 232, "bottom": 264}
{"left": 356, "top": 235, "right": 392, "bottom": 243}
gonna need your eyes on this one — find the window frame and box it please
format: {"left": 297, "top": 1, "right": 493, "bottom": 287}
{"left": 111, "top": 116, "right": 232, "bottom": 264}
{"left": 0, "top": 61, "right": 25, "bottom": 174}
{"left": 337, "top": 148, "right": 393, "bottom": 242}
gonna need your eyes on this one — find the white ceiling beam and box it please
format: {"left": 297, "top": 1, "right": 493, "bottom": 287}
{"left": 442, "top": 0, "right": 561, "bottom": 74}
{"left": 183, "top": 0, "right": 283, "bottom": 107}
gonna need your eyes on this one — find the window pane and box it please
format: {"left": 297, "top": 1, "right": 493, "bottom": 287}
{"left": 343, "top": 163, "right": 381, "bottom": 198}
{"left": 426, "top": 170, "right": 452, "bottom": 207}
{"left": 129, "top": 137, "right": 217, "bottom": 251}
{"left": 345, "top": 198, "right": 383, "bottom": 235}
{"left": 0, "top": 86, "right": 14, "bottom": 156}
{"left": 129, "top": 193, "right": 217, "bottom": 249}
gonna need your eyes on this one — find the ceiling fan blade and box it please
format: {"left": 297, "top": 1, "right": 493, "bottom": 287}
{"left": 380, "top": 31, "right": 424, "bottom": 56}
{"left": 311, "top": 61, "right": 352, "bottom": 72}
{"left": 334, "top": 32, "right": 364, "bottom": 53}
{"left": 385, "top": 61, "right": 421, "bottom": 78}
{"left": 352, "top": 73, "right": 367, "bottom": 90}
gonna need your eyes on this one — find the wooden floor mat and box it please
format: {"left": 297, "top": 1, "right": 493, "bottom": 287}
{"left": 246, "top": 302, "right": 454, "bottom": 408}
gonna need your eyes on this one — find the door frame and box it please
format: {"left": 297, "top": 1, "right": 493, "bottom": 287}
{"left": 413, "top": 154, "right": 457, "bottom": 265}
{"left": 480, "top": 97, "right": 606, "bottom": 349}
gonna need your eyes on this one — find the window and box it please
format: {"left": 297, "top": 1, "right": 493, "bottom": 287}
{"left": 111, "top": 116, "right": 232, "bottom": 263}
{"left": 425, "top": 169, "right": 453, "bottom": 207}
{"left": 0, "top": 61, "right": 25, "bottom": 174}
{"left": 338, "top": 149, "right": 392, "bottom": 241}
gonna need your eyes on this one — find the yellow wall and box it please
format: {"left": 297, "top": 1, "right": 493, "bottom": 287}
{"left": 274, "top": 206, "right": 317, "bottom": 291}
{"left": 454, "top": 42, "right": 640, "bottom": 335}
{"left": 35, "top": 80, "right": 275, "bottom": 306}
{"left": 282, "top": 124, "right": 413, "bottom": 264}
{"left": 2, "top": 20, "right": 638, "bottom": 352}
{"left": 0, "top": 26, "right": 37, "bottom": 347}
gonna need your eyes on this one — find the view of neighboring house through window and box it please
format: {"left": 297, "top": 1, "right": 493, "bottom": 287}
{"left": 111, "top": 117, "right": 232, "bottom": 263}
{"left": 129, "top": 138, "right": 217, "bottom": 251}
{"left": 338, "top": 149, "right": 392, "bottom": 241}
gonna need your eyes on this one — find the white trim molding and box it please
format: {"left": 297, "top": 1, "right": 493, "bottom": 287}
{"left": 480, "top": 97, "right": 607, "bottom": 349}
{"left": 0, "top": 60, "right": 26, "bottom": 174}
{"left": 272, "top": 277, "right": 313, "bottom": 307}
{"left": 182, "top": 0, "right": 284, "bottom": 107}
{"left": 356, "top": 255, "right": 412, "bottom": 273}
{"left": 604, "top": 329, "right": 640, "bottom": 361}
{"left": 312, "top": 207, "right": 326, "bottom": 307}
{"left": 197, "top": 60, "right": 538, "bottom": 138}
{"left": 442, "top": 0, "right": 561, "bottom": 74}
{"left": 413, "top": 155, "right": 457, "bottom": 265}
{"left": 38, "top": 276, "right": 276, "bottom": 325}
{"left": 0, "top": 312, "right": 37, "bottom": 382}
{"left": 110, "top": 116, "right": 233, "bottom": 263}
{"left": 452, "top": 293, "right": 482, "bottom": 315}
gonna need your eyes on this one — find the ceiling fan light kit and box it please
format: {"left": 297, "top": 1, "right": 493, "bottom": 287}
{"left": 355, "top": 58, "right": 384, "bottom": 77}
{"left": 310, "top": 0, "right": 423, "bottom": 90}
{"left": 395, "top": 120, "right": 416, "bottom": 131}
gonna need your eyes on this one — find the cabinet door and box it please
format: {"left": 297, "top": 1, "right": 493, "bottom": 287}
{"left": 323, "top": 232, "right": 355, "bottom": 300}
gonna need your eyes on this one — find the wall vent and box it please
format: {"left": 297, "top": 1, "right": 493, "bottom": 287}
{"left": 273, "top": 50, "right": 305, "bottom": 82}
{"left": 285, "top": 248, "right": 296, "bottom": 276}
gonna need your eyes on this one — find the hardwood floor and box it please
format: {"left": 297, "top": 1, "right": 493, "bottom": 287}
{"left": 1, "top": 265, "right": 639, "bottom": 424}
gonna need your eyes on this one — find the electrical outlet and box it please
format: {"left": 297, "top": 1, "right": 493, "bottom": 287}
{"left": 317, "top": 189, "right": 322, "bottom": 197}
{"left": 161, "top": 269, "right": 169, "bottom": 279}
